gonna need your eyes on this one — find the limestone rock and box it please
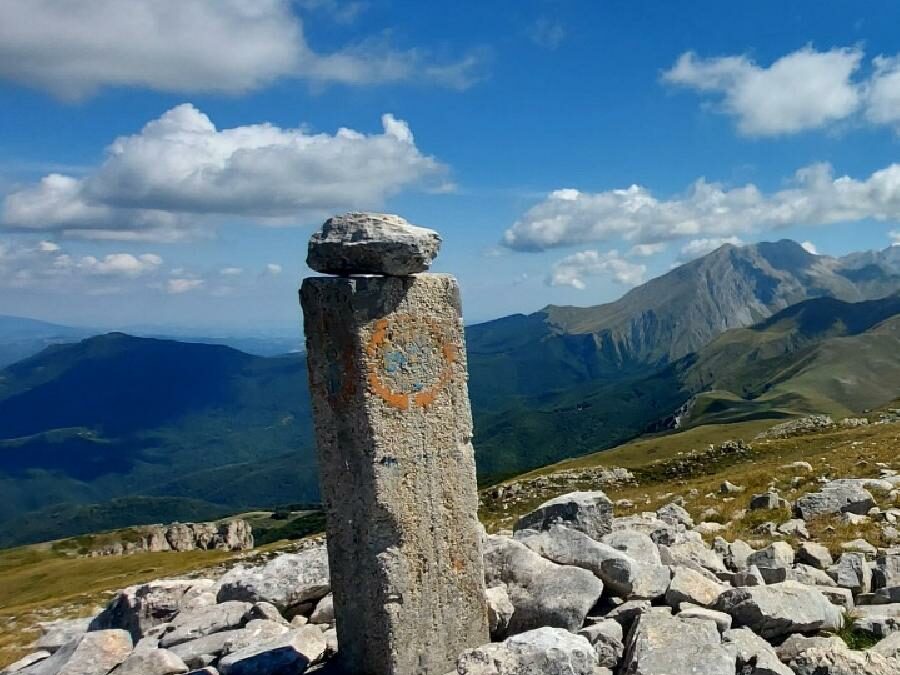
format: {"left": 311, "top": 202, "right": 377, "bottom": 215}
{"left": 611, "top": 515, "right": 679, "bottom": 545}
{"left": 159, "top": 602, "right": 252, "bottom": 648}
{"left": 776, "top": 634, "right": 847, "bottom": 662}
{"left": 455, "top": 627, "right": 599, "bottom": 675}
{"left": 111, "top": 647, "right": 188, "bottom": 675}
{"left": 216, "top": 548, "right": 330, "bottom": 613}
{"left": 747, "top": 542, "right": 795, "bottom": 571}
{"left": 91, "top": 580, "right": 216, "bottom": 641}
{"left": 620, "top": 610, "right": 735, "bottom": 675}
{"left": 485, "top": 586, "right": 514, "bottom": 638}
{"left": 241, "top": 603, "right": 286, "bottom": 625}
{"left": 665, "top": 567, "right": 726, "bottom": 608}
{"left": 656, "top": 503, "right": 693, "bottom": 528}
{"left": 794, "top": 484, "right": 875, "bottom": 520}
{"left": 817, "top": 586, "right": 855, "bottom": 611}
{"left": 483, "top": 534, "right": 603, "bottom": 633}
{"left": 600, "top": 531, "right": 661, "bottom": 565}
{"left": 777, "top": 519, "right": 810, "bottom": 538}
{"left": 715, "top": 581, "right": 843, "bottom": 639}
{"left": 217, "top": 626, "right": 326, "bottom": 675}
{"left": 577, "top": 621, "right": 624, "bottom": 669}
{"left": 793, "top": 564, "right": 837, "bottom": 587}
{"left": 322, "top": 627, "right": 338, "bottom": 655}
{"left": 22, "top": 629, "right": 133, "bottom": 675}
{"left": 721, "top": 481, "right": 744, "bottom": 494}
{"left": 797, "top": 542, "right": 834, "bottom": 570}
{"left": 598, "top": 556, "right": 671, "bottom": 601}
{"left": 872, "top": 587, "right": 900, "bottom": 604}
{"left": 721, "top": 627, "right": 792, "bottom": 675}
{"left": 842, "top": 539, "right": 877, "bottom": 556}
{"left": 678, "top": 605, "right": 732, "bottom": 632}
{"left": 1, "top": 652, "right": 51, "bottom": 673}
{"left": 723, "top": 539, "right": 756, "bottom": 572}
{"left": 514, "top": 491, "right": 613, "bottom": 541}
{"left": 733, "top": 566, "right": 766, "bottom": 587}
{"left": 660, "top": 539, "right": 727, "bottom": 576}
{"left": 851, "top": 603, "right": 900, "bottom": 637}
{"left": 828, "top": 552, "right": 873, "bottom": 595}
{"left": 787, "top": 645, "right": 900, "bottom": 675}
{"left": 308, "top": 595, "right": 333, "bottom": 625}
{"left": 35, "top": 618, "right": 91, "bottom": 653}
{"left": 603, "top": 599, "right": 651, "bottom": 632}
{"left": 515, "top": 524, "right": 624, "bottom": 578}
{"left": 168, "top": 620, "right": 288, "bottom": 670}
{"left": 873, "top": 549, "right": 900, "bottom": 589}
{"left": 750, "top": 492, "right": 788, "bottom": 511}
{"left": 306, "top": 212, "right": 441, "bottom": 276}
{"left": 871, "top": 631, "right": 900, "bottom": 658}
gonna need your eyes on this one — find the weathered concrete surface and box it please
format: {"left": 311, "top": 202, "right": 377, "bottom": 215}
{"left": 301, "top": 273, "right": 488, "bottom": 675}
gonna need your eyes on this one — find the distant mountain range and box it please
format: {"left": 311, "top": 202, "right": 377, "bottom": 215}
{"left": 0, "top": 315, "right": 90, "bottom": 368}
{"left": 1, "top": 239, "right": 898, "bottom": 547}
{"left": 0, "top": 315, "right": 302, "bottom": 367}
{"left": 467, "top": 240, "right": 900, "bottom": 476}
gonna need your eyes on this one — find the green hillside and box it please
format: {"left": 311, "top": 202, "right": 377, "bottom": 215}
{"left": 0, "top": 334, "right": 318, "bottom": 539}
{"left": 681, "top": 295, "right": 900, "bottom": 424}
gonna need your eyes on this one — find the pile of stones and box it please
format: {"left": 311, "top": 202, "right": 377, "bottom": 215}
{"left": 650, "top": 439, "right": 753, "bottom": 480}
{"left": 756, "top": 416, "right": 837, "bottom": 439}
{"left": 9, "top": 487, "right": 900, "bottom": 675}
{"left": 482, "top": 467, "right": 634, "bottom": 510}
{"left": 84, "top": 520, "right": 254, "bottom": 558}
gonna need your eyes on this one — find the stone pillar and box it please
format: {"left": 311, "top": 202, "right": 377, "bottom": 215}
{"left": 300, "top": 213, "right": 489, "bottom": 675}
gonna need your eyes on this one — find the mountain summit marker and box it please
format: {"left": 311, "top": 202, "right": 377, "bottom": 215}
{"left": 300, "top": 213, "right": 489, "bottom": 675}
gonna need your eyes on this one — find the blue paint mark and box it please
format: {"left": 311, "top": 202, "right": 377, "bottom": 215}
{"left": 384, "top": 348, "right": 407, "bottom": 373}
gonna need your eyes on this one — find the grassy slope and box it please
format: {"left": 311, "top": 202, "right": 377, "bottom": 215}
{"left": 680, "top": 296, "right": 900, "bottom": 426}
{"left": 0, "top": 546, "right": 236, "bottom": 668}
{"left": 482, "top": 418, "right": 900, "bottom": 550}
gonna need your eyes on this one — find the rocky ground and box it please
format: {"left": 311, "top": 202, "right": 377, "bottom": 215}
{"left": 81, "top": 520, "right": 254, "bottom": 558}
{"left": 4, "top": 417, "right": 900, "bottom": 675}
{"left": 6, "top": 474, "right": 900, "bottom": 674}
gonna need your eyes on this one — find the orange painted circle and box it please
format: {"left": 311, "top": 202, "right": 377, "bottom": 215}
{"left": 365, "top": 314, "right": 457, "bottom": 410}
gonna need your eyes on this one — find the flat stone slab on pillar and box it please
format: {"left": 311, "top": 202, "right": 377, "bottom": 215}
{"left": 301, "top": 272, "right": 489, "bottom": 675}
{"left": 307, "top": 212, "right": 441, "bottom": 276}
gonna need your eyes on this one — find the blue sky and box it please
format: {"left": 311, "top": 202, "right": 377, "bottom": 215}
{"left": 1, "top": 1, "right": 900, "bottom": 333}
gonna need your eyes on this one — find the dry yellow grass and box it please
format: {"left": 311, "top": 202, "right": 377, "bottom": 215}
{"left": 483, "top": 422, "right": 900, "bottom": 544}
{"left": 0, "top": 538, "right": 301, "bottom": 668}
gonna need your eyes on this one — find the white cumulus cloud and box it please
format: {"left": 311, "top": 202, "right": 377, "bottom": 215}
{"left": 167, "top": 278, "right": 205, "bottom": 294}
{"left": 800, "top": 241, "right": 819, "bottom": 255}
{"left": 503, "top": 162, "right": 900, "bottom": 252}
{"left": 663, "top": 47, "right": 863, "bottom": 136}
{"left": 77, "top": 253, "right": 163, "bottom": 277}
{"left": 0, "top": 240, "right": 163, "bottom": 289}
{"left": 0, "top": 0, "right": 485, "bottom": 100}
{"left": 629, "top": 242, "right": 667, "bottom": 257}
{"left": 219, "top": 267, "right": 244, "bottom": 276}
{"left": 264, "top": 263, "right": 283, "bottom": 276}
{"left": 1, "top": 104, "right": 443, "bottom": 241}
{"left": 548, "top": 250, "right": 646, "bottom": 290}
{"left": 890, "top": 229, "right": 900, "bottom": 246}
{"left": 867, "top": 56, "right": 900, "bottom": 129}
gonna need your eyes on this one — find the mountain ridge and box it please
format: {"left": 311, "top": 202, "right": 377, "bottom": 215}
{"left": 1, "top": 239, "right": 899, "bottom": 546}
